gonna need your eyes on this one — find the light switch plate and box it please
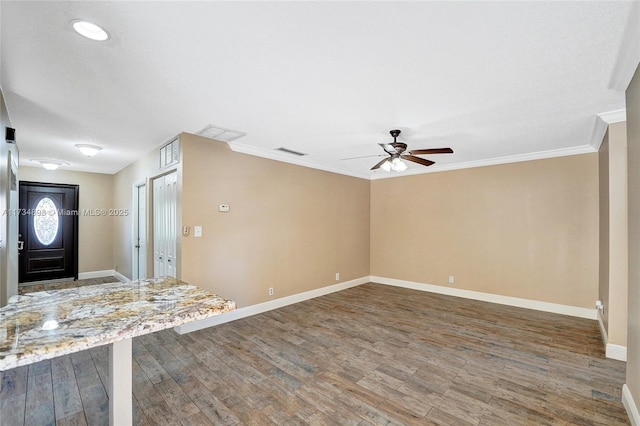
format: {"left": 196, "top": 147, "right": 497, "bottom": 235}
{"left": 194, "top": 226, "right": 203, "bottom": 237}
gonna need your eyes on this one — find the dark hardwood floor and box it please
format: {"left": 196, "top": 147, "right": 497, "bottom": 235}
{"left": 0, "top": 283, "right": 629, "bottom": 425}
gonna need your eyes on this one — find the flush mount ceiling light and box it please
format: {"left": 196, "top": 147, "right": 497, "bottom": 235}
{"left": 71, "top": 19, "right": 110, "bottom": 41}
{"left": 76, "top": 144, "right": 103, "bottom": 157}
{"left": 32, "top": 159, "right": 70, "bottom": 171}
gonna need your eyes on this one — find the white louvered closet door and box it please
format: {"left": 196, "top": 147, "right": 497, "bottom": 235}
{"left": 153, "top": 172, "right": 177, "bottom": 278}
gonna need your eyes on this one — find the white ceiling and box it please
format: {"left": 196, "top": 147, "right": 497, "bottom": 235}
{"left": 0, "top": 1, "right": 634, "bottom": 178}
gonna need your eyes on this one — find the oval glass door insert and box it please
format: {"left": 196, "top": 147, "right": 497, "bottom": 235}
{"left": 34, "top": 197, "right": 59, "bottom": 245}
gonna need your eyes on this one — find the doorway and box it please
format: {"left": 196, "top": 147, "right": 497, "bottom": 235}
{"left": 152, "top": 172, "right": 177, "bottom": 278}
{"left": 18, "top": 182, "right": 79, "bottom": 283}
{"left": 132, "top": 183, "right": 147, "bottom": 280}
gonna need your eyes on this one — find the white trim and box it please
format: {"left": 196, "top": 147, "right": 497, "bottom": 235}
{"left": 591, "top": 115, "right": 613, "bottom": 151}
{"left": 608, "top": 1, "right": 640, "bottom": 92}
{"left": 228, "top": 137, "right": 599, "bottom": 182}
{"left": 131, "top": 179, "right": 146, "bottom": 281}
{"left": 596, "top": 299, "right": 628, "bottom": 361}
{"left": 174, "top": 276, "right": 369, "bottom": 334}
{"left": 78, "top": 270, "right": 117, "bottom": 280}
{"left": 77, "top": 269, "right": 129, "bottom": 282}
{"left": 370, "top": 276, "right": 597, "bottom": 319}
{"left": 598, "top": 109, "right": 628, "bottom": 125}
{"left": 227, "top": 141, "right": 370, "bottom": 180}
{"left": 606, "top": 343, "right": 628, "bottom": 362}
{"left": 623, "top": 384, "right": 640, "bottom": 426}
{"left": 370, "top": 145, "right": 597, "bottom": 180}
{"left": 113, "top": 271, "right": 130, "bottom": 282}
{"left": 597, "top": 308, "right": 608, "bottom": 346}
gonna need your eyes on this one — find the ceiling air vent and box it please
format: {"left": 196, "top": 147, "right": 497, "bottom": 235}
{"left": 196, "top": 125, "right": 247, "bottom": 142}
{"left": 275, "top": 147, "right": 307, "bottom": 156}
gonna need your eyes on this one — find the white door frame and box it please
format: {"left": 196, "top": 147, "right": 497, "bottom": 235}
{"left": 131, "top": 180, "right": 147, "bottom": 281}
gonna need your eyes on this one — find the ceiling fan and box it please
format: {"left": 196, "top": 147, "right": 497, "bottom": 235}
{"left": 362, "top": 130, "right": 453, "bottom": 172}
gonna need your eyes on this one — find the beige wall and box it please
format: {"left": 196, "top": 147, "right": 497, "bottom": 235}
{"left": 19, "top": 166, "right": 114, "bottom": 273}
{"left": 371, "top": 154, "right": 599, "bottom": 308}
{"left": 626, "top": 64, "right": 640, "bottom": 412}
{"left": 180, "top": 133, "right": 370, "bottom": 308}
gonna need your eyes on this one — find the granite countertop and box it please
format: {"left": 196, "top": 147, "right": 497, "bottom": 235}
{"left": 0, "top": 277, "right": 236, "bottom": 371}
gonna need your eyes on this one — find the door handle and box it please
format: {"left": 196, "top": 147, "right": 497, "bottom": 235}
{"left": 18, "top": 241, "right": 23, "bottom": 251}
{"left": 158, "top": 256, "right": 162, "bottom": 260}
{"left": 167, "top": 259, "right": 171, "bottom": 263}
{"left": 135, "top": 245, "right": 140, "bottom": 249}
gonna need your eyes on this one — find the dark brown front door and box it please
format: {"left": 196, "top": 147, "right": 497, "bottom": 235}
{"left": 18, "top": 182, "right": 78, "bottom": 283}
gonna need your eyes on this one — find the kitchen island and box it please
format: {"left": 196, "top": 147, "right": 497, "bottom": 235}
{"left": 0, "top": 276, "right": 235, "bottom": 425}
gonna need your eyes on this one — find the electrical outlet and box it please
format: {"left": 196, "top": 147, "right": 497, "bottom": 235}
{"left": 335, "top": 273, "right": 340, "bottom": 281}
{"left": 449, "top": 276, "right": 454, "bottom": 284}
{"left": 268, "top": 287, "right": 274, "bottom": 296}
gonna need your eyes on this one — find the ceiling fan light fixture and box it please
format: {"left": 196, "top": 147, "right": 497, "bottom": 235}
{"left": 76, "top": 144, "right": 103, "bottom": 156}
{"left": 391, "top": 156, "right": 408, "bottom": 172}
{"left": 381, "top": 159, "right": 392, "bottom": 172}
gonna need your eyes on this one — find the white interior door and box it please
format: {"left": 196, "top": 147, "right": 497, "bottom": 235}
{"left": 153, "top": 172, "right": 177, "bottom": 278}
{"left": 153, "top": 176, "right": 165, "bottom": 277}
{"left": 165, "top": 172, "right": 177, "bottom": 277}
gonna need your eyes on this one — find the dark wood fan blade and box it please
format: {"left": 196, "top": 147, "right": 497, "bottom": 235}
{"left": 341, "top": 154, "right": 386, "bottom": 161}
{"left": 401, "top": 155, "right": 435, "bottom": 167}
{"left": 409, "top": 148, "right": 453, "bottom": 155}
{"left": 379, "top": 143, "right": 397, "bottom": 154}
{"left": 371, "top": 157, "right": 390, "bottom": 170}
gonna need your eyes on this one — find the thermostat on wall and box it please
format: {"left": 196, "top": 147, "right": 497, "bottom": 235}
{"left": 219, "top": 204, "right": 230, "bottom": 212}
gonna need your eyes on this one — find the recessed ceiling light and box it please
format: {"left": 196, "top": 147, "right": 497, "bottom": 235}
{"left": 32, "top": 159, "right": 70, "bottom": 171}
{"left": 71, "top": 20, "right": 110, "bottom": 41}
{"left": 76, "top": 144, "right": 103, "bottom": 157}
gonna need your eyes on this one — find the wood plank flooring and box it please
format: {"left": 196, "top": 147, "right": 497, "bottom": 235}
{"left": 18, "top": 276, "right": 119, "bottom": 295}
{"left": 0, "top": 283, "right": 629, "bottom": 425}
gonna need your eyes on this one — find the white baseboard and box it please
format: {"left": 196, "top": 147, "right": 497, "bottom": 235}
{"left": 174, "top": 276, "right": 369, "bottom": 334}
{"left": 370, "top": 276, "right": 597, "bottom": 320}
{"left": 623, "top": 384, "right": 640, "bottom": 426}
{"left": 113, "top": 271, "right": 130, "bottom": 282}
{"left": 78, "top": 269, "right": 129, "bottom": 282}
{"left": 596, "top": 307, "right": 628, "bottom": 361}
{"left": 597, "top": 308, "right": 609, "bottom": 346}
{"left": 78, "top": 270, "right": 115, "bottom": 279}
{"left": 606, "top": 343, "right": 628, "bottom": 362}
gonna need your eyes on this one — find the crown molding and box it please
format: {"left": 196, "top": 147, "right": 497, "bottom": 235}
{"left": 591, "top": 113, "right": 612, "bottom": 151}
{"left": 591, "top": 109, "right": 628, "bottom": 151}
{"left": 227, "top": 141, "right": 370, "bottom": 180}
{"left": 228, "top": 136, "right": 604, "bottom": 182}
{"left": 370, "top": 145, "right": 597, "bottom": 180}
{"left": 229, "top": 140, "right": 598, "bottom": 182}
{"left": 598, "top": 109, "right": 627, "bottom": 124}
